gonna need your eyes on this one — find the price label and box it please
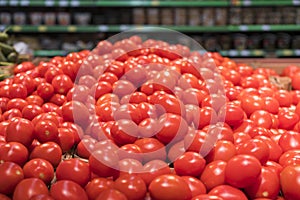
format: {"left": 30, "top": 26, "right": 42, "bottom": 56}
{"left": 151, "top": 0, "right": 159, "bottom": 6}
{"left": 228, "top": 50, "right": 238, "bottom": 57}
{"left": 262, "top": 25, "right": 271, "bottom": 31}
{"left": 98, "top": 25, "right": 109, "bottom": 32}
{"left": 282, "top": 49, "right": 293, "bottom": 56}
{"left": 0, "top": 25, "right": 6, "bottom": 31}
{"left": 38, "top": 26, "right": 47, "bottom": 32}
{"left": 9, "top": 0, "right": 18, "bottom": 6}
{"left": 0, "top": 0, "right": 7, "bottom": 6}
{"left": 293, "top": 0, "right": 300, "bottom": 5}
{"left": 295, "top": 49, "right": 300, "bottom": 56}
{"left": 20, "top": 0, "right": 29, "bottom": 6}
{"left": 59, "top": 0, "right": 68, "bottom": 7}
{"left": 45, "top": 0, "right": 54, "bottom": 6}
{"left": 120, "top": 25, "right": 129, "bottom": 31}
{"left": 12, "top": 25, "right": 21, "bottom": 32}
{"left": 240, "top": 50, "right": 250, "bottom": 56}
{"left": 67, "top": 26, "right": 77, "bottom": 32}
{"left": 239, "top": 25, "right": 248, "bottom": 31}
{"left": 242, "top": 0, "right": 251, "bottom": 6}
{"left": 253, "top": 50, "right": 263, "bottom": 56}
{"left": 70, "top": 0, "right": 80, "bottom": 6}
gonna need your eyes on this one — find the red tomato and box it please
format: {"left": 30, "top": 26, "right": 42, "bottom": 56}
{"left": 208, "top": 185, "right": 248, "bottom": 200}
{"left": 263, "top": 97, "right": 279, "bottom": 114}
{"left": 254, "top": 135, "right": 283, "bottom": 162}
{"left": 14, "top": 62, "right": 35, "bottom": 74}
{"left": 219, "top": 104, "right": 244, "bottom": 127}
{"left": 273, "top": 90, "right": 292, "bottom": 107}
{"left": 13, "top": 73, "right": 36, "bottom": 95}
{"left": 291, "top": 71, "right": 300, "bottom": 90}
{"left": 36, "top": 82, "right": 54, "bottom": 101}
{"left": 29, "top": 194, "right": 54, "bottom": 200}
{"left": 250, "top": 110, "right": 273, "bottom": 129}
{"left": 56, "top": 158, "right": 91, "bottom": 187}
{"left": 245, "top": 167, "right": 280, "bottom": 199}
{"left": 34, "top": 119, "right": 58, "bottom": 143}
{"left": 7, "top": 98, "right": 28, "bottom": 111}
{"left": 23, "top": 158, "right": 54, "bottom": 185}
{"left": 95, "top": 189, "right": 127, "bottom": 200}
{"left": 237, "top": 138, "right": 270, "bottom": 165}
{"left": 279, "top": 150, "right": 300, "bottom": 167}
{"left": 13, "top": 178, "right": 49, "bottom": 200}
{"left": 278, "top": 109, "right": 299, "bottom": 130}
{"left": 182, "top": 176, "right": 206, "bottom": 197}
{"left": 200, "top": 160, "right": 227, "bottom": 191}
{"left": 114, "top": 174, "right": 147, "bottom": 200}
{"left": 192, "top": 194, "right": 224, "bottom": 200}
{"left": 76, "top": 136, "right": 97, "bottom": 159}
{"left": 134, "top": 138, "right": 166, "bottom": 163}
{"left": 225, "top": 154, "right": 262, "bottom": 188}
{"left": 110, "top": 119, "right": 138, "bottom": 146}
{"left": 51, "top": 74, "right": 73, "bottom": 95}
{"left": 0, "top": 142, "right": 28, "bottom": 166}
{"left": 9, "top": 84, "right": 28, "bottom": 99}
{"left": 206, "top": 140, "right": 236, "bottom": 163}
{"left": 26, "top": 95, "right": 44, "bottom": 106}
{"left": 49, "top": 94, "right": 67, "bottom": 106}
{"left": 6, "top": 117, "right": 34, "bottom": 147}
{"left": 240, "top": 95, "right": 265, "bottom": 116}
{"left": 22, "top": 104, "right": 44, "bottom": 121}
{"left": 57, "top": 127, "right": 75, "bottom": 152}
{"left": 280, "top": 165, "right": 300, "bottom": 200}
{"left": 30, "top": 142, "right": 62, "bottom": 167}
{"left": 61, "top": 101, "right": 90, "bottom": 128}
{"left": 0, "top": 161, "right": 24, "bottom": 195}
{"left": 85, "top": 177, "right": 114, "bottom": 200}
{"left": 174, "top": 151, "right": 206, "bottom": 177}
{"left": 279, "top": 131, "right": 300, "bottom": 152}
{"left": 50, "top": 180, "right": 88, "bottom": 200}
{"left": 149, "top": 174, "right": 192, "bottom": 200}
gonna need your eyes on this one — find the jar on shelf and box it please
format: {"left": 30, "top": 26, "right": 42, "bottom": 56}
{"left": 277, "top": 33, "right": 291, "bottom": 49}
{"left": 268, "top": 8, "right": 281, "bottom": 24}
{"left": 233, "top": 34, "right": 248, "bottom": 50}
{"left": 219, "top": 35, "right": 232, "bottom": 50}
{"left": 174, "top": 8, "right": 186, "bottom": 25}
{"left": 147, "top": 8, "right": 160, "bottom": 25}
{"left": 247, "top": 34, "right": 262, "bottom": 50}
{"left": 215, "top": 8, "right": 227, "bottom": 26}
{"left": 202, "top": 8, "right": 215, "bottom": 26}
{"left": 133, "top": 8, "right": 145, "bottom": 25}
{"left": 229, "top": 7, "right": 241, "bottom": 25}
{"left": 188, "top": 8, "right": 201, "bottom": 26}
{"left": 263, "top": 33, "right": 277, "bottom": 50}
{"left": 30, "top": 12, "right": 43, "bottom": 25}
{"left": 44, "top": 12, "right": 56, "bottom": 25}
{"left": 74, "top": 12, "right": 91, "bottom": 25}
{"left": 296, "top": 8, "right": 300, "bottom": 24}
{"left": 0, "top": 12, "right": 11, "bottom": 25}
{"left": 57, "top": 12, "right": 71, "bottom": 25}
{"left": 255, "top": 8, "right": 269, "bottom": 24}
{"left": 160, "top": 8, "right": 173, "bottom": 25}
{"left": 242, "top": 8, "right": 254, "bottom": 25}
{"left": 282, "top": 7, "right": 296, "bottom": 24}
{"left": 292, "top": 35, "right": 300, "bottom": 49}
{"left": 13, "top": 12, "right": 26, "bottom": 25}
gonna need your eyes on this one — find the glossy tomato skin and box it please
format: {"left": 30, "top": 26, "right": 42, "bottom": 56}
{"left": 29, "top": 142, "right": 62, "bottom": 167}
{"left": 0, "top": 142, "right": 29, "bottom": 166}
{"left": 149, "top": 174, "right": 192, "bottom": 200}
{"left": 6, "top": 117, "right": 34, "bottom": 147}
{"left": 191, "top": 194, "right": 224, "bottom": 200}
{"left": 182, "top": 176, "right": 206, "bottom": 197}
{"left": 0, "top": 161, "right": 24, "bottom": 195}
{"left": 56, "top": 158, "right": 91, "bottom": 187}
{"left": 95, "top": 189, "right": 128, "bottom": 200}
{"left": 114, "top": 174, "right": 147, "bottom": 200}
{"left": 23, "top": 158, "right": 54, "bottom": 185}
{"left": 208, "top": 185, "right": 248, "bottom": 200}
{"left": 50, "top": 180, "right": 88, "bottom": 200}
{"left": 225, "top": 154, "right": 262, "bottom": 188}
{"left": 280, "top": 165, "right": 300, "bottom": 200}
{"left": 13, "top": 178, "right": 49, "bottom": 200}
{"left": 85, "top": 177, "right": 114, "bottom": 200}
{"left": 174, "top": 151, "right": 206, "bottom": 177}
{"left": 34, "top": 119, "right": 59, "bottom": 143}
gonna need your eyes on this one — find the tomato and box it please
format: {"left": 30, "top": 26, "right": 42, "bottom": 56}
{"left": 13, "top": 73, "right": 36, "bottom": 95}
{"left": 23, "top": 158, "right": 54, "bottom": 185}
{"left": 56, "top": 158, "right": 91, "bottom": 187}
{"left": 279, "top": 150, "right": 300, "bottom": 167}
{"left": 26, "top": 95, "right": 44, "bottom": 106}
{"left": 49, "top": 94, "right": 67, "bottom": 106}
{"left": 279, "top": 131, "right": 300, "bottom": 152}
{"left": 0, "top": 142, "right": 28, "bottom": 166}
{"left": 22, "top": 104, "right": 44, "bottom": 121}
{"left": 91, "top": 81, "right": 113, "bottom": 100}
{"left": 59, "top": 122, "right": 83, "bottom": 145}
{"left": 9, "top": 83, "right": 28, "bottom": 99}
{"left": 30, "top": 142, "right": 62, "bottom": 167}
{"left": 206, "top": 140, "right": 236, "bottom": 163}
{"left": 192, "top": 194, "right": 224, "bottom": 200}
{"left": 134, "top": 138, "right": 166, "bottom": 163}
{"left": 14, "top": 62, "right": 35, "bottom": 74}
{"left": 118, "top": 144, "right": 143, "bottom": 162}
{"left": 278, "top": 109, "right": 299, "bottom": 130}
{"left": 225, "top": 154, "right": 262, "bottom": 188}
{"left": 51, "top": 74, "right": 73, "bottom": 95}
{"left": 34, "top": 119, "right": 58, "bottom": 143}
{"left": 292, "top": 71, "right": 300, "bottom": 90}
{"left": 50, "top": 180, "right": 88, "bottom": 200}
{"left": 208, "top": 185, "right": 247, "bottom": 200}
{"left": 13, "top": 178, "right": 49, "bottom": 200}
{"left": 76, "top": 136, "right": 97, "bottom": 159}
{"left": 149, "top": 174, "right": 192, "bottom": 200}
{"left": 0, "top": 162, "right": 24, "bottom": 195}
{"left": 138, "top": 118, "right": 159, "bottom": 138}
{"left": 240, "top": 95, "right": 265, "bottom": 116}
{"left": 182, "top": 176, "right": 206, "bottom": 197}
{"left": 174, "top": 151, "right": 206, "bottom": 177}
{"left": 95, "top": 189, "right": 127, "bottom": 200}
{"left": 254, "top": 135, "right": 283, "bottom": 162}
{"left": 250, "top": 110, "right": 273, "bottom": 129}
{"left": 245, "top": 167, "right": 280, "bottom": 199}
{"left": 156, "top": 113, "right": 188, "bottom": 145}
{"left": 273, "top": 90, "right": 292, "bottom": 107}
{"left": 98, "top": 72, "right": 119, "bottom": 85}
{"left": 263, "top": 97, "right": 279, "bottom": 114}
{"left": 85, "top": 177, "right": 114, "bottom": 200}
{"left": 110, "top": 119, "right": 138, "bottom": 146}
{"left": 280, "top": 165, "right": 300, "bottom": 200}
{"left": 6, "top": 117, "right": 34, "bottom": 147}
{"left": 7, "top": 98, "right": 28, "bottom": 111}
{"left": 114, "top": 174, "right": 147, "bottom": 200}
{"left": 36, "top": 82, "right": 54, "bottom": 101}
{"left": 29, "top": 194, "right": 55, "bottom": 200}
{"left": 237, "top": 138, "right": 270, "bottom": 165}
{"left": 200, "top": 160, "right": 227, "bottom": 191}
{"left": 112, "top": 80, "right": 136, "bottom": 98}
{"left": 113, "top": 103, "right": 142, "bottom": 124}
{"left": 57, "top": 127, "right": 75, "bottom": 152}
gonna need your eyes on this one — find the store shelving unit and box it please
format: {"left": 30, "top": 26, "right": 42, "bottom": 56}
{"left": 1, "top": 0, "right": 300, "bottom": 57}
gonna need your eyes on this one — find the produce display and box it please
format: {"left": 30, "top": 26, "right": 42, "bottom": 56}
{"left": 0, "top": 35, "right": 300, "bottom": 200}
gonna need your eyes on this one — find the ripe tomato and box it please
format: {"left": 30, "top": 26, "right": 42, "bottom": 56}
{"left": 192, "top": 194, "right": 223, "bottom": 200}
{"left": 225, "top": 154, "right": 262, "bottom": 188}
{"left": 13, "top": 178, "right": 49, "bottom": 200}
{"left": 26, "top": 95, "right": 44, "bottom": 106}
{"left": 110, "top": 119, "right": 138, "bottom": 146}
{"left": 182, "top": 176, "right": 206, "bottom": 197}
{"left": 208, "top": 185, "right": 248, "bottom": 200}
{"left": 51, "top": 74, "right": 73, "bottom": 95}
{"left": 50, "top": 180, "right": 88, "bottom": 200}
{"left": 219, "top": 104, "right": 244, "bottom": 127}
{"left": 279, "top": 131, "right": 300, "bottom": 152}
{"left": 292, "top": 71, "right": 300, "bottom": 90}
{"left": 85, "top": 177, "right": 114, "bottom": 200}
{"left": 279, "top": 150, "right": 300, "bottom": 167}
{"left": 36, "top": 82, "right": 54, "bottom": 101}
{"left": 34, "top": 119, "right": 58, "bottom": 143}
{"left": 95, "top": 189, "right": 127, "bottom": 200}
{"left": 7, "top": 98, "right": 28, "bottom": 111}
{"left": 29, "top": 194, "right": 54, "bottom": 200}
{"left": 30, "top": 142, "right": 62, "bottom": 167}
{"left": 114, "top": 174, "right": 147, "bottom": 200}
{"left": 240, "top": 95, "right": 265, "bottom": 116}
{"left": 56, "top": 158, "right": 91, "bottom": 187}
{"left": 61, "top": 101, "right": 90, "bottom": 128}
{"left": 23, "top": 158, "right": 54, "bottom": 185}
{"left": 0, "top": 161, "right": 24, "bottom": 195}
{"left": 134, "top": 138, "right": 166, "bottom": 163}
{"left": 273, "top": 90, "right": 292, "bottom": 107}
{"left": 22, "top": 104, "right": 44, "bottom": 121}
{"left": 250, "top": 110, "right": 273, "bottom": 129}
{"left": 76, "top": 136, "right": 97, "bottom": 159}
{"left": 174, "top": 151, "right": 206, "bottom": 177}
{"left": 0, "top": 142, "right": 28, "bottom": 166}
{"left": 280, "top": 165, "right": 300, "bottom": 200}
{"left": 245, "top": 167, "right": 280, "bottom": 199}
{"left": 9, "top": 83, "right": 28, "bottom": 99}
{"left": 6, "top": 117, "right": 34, "bottom": 147}
{"left": 57, "top": 127, "right": 75, "bottom": 152}
{"left": 149, "top": 174, "right": 192, "bottom": 200}
{"left": 206, "top": 140, "right": 236, "bottom": 163}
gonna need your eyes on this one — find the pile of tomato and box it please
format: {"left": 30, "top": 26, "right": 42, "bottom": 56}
{"left": 0, "top": 35, "right": 300, "bottom": 200}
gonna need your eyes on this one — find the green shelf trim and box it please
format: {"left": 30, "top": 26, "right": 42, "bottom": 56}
{"left": 1, "top": 0, "right": 298, "bottom": 7}
{"left": 33, "top": 50, "right": 68, "bottom": 57}
{"left": 3, "top": 25, "right": 300, "bottom": 33}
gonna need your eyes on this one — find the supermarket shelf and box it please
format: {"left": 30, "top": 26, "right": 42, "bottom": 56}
{"left": 1, "top": 0, "right": 298, "bottom": 7}
{"left": 2, "top": 25, "right": 300, "bottom": 33}
{"left": 34, "top": 49, "right": 300, "bottom": 57}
